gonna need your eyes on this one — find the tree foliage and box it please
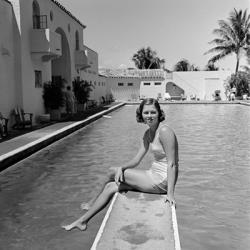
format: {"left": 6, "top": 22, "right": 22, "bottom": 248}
{"left": 204, "top": 62, "right": 219, "bottom": 71}
{"left": 205, "top": 8, "right": 250, "bottom": 74}
{"left": 72, "top": 78, "right": 93, "bottom": 105}
{"left": 173, "top": 59, "right": 190, "bottom": 71}
{"left": 173, "top": 59, "right": 199, "bottom": 71}
{"left": 225, "top": 71, "right": 250, "bottom": 96}
{"left": 132, "top": 47, "right": 165, "bottom": 69}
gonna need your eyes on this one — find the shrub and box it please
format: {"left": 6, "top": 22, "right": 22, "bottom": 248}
{"left": 225, "top": 72, "right": 250, "bottom": 96}
{"left": 43, "top": 81, "right": 64, "bottom": 110}
{"left": 72, "top": 78, "right": 93, "bottom": 105}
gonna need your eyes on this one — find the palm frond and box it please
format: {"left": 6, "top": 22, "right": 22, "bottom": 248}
{"left": 208, "top": 49, "right": 233, "bottom": 63}
{"left": 205, "top": 8, "right": 250, "bottom": 73}
{"left": 217, "top": 20, "right": 238, "bottom": 42}
{"left": 205, "top": 44, "right": 235, "bottom": 55}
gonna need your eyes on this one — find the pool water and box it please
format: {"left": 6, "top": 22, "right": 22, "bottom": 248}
{"left": 0, "top": 104, "right": 249, "bottom": 250}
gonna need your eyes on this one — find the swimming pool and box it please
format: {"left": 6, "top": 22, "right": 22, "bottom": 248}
{"left": 0, "top": 104, "right": 249, "bottom": 249}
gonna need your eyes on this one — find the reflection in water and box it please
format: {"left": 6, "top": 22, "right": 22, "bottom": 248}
{"left": 0, "top": 105, "right": 249, "bottom": 250}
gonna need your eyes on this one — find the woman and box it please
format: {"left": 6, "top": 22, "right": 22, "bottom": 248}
{"left": 65, "top": 86, "right": 75, "bottom": 115}
{"left": 62, "top": 98, "right": 179, "bottom": 231}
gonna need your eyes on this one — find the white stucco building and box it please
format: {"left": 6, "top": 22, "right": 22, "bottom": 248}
{"left": 172, "top": 70, "right": 232, "bottom": 100}
{"left": 81, "top": 46, "right": 110, "bottom": 104}
{"left": 100, "top": 68, "right": 232, "bottom": 101}
{"left": 0, "top": 0, "right": 100, "bottom": 125}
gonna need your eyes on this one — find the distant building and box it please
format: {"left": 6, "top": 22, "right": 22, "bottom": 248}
{"left": 172, "top": 71, "right": 232, "bottom": 101}
{"left": 99, "top": 68, "right": 232, "bottom": 101}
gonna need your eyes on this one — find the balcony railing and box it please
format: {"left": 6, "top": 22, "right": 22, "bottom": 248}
{"left": 33, "top": 15, "right": 48, "bottom": 29}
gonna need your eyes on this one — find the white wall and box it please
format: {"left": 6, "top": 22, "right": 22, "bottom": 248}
{"left": 109, "top": 77, "right": 141, "bottom": 101}
{"left": 80, "top": 46, "right": 111, "bottom": 104}
{"left": 81, "top": 46, "right": 100, "bottom": 102}
{"left": 0, "top": 0, "right": 22, "bottom": 125}
{"left": 172, "top": 71, "right": 232, "bottom": 100}
{"left": 140, "top": 80, "right": 165, "bottom": 99}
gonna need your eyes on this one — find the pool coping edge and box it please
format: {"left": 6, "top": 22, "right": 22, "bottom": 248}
{"left": 0, "top": 103, "right": 126, "bottom": 171}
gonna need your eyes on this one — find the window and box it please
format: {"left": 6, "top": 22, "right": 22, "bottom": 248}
{"left": 144, "top": 82, "right": 150, "bottom": 86}
{"left": 128, "top": 83, "right": 133, "bottom": 86}
{"left": 75, "top": 31, "right": 79, "bottom": 50}
{"left": 154, "top": 82, "right": 161, "bottom": 85}
{"left": 33, "top": 15, "right": 47, "bottom": 29}
{"left": 118, "top": 83, "right": 124, "bottom": 86}
{"left": 35, "top": 70, "right": 42, "bottom": 88}
{"left": 98, "top": 82, "right": 100, "bottom": 86}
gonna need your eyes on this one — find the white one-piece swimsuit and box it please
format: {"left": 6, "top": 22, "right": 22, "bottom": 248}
{"left": 146, "top": 127, "right": 169, "bottom": 192}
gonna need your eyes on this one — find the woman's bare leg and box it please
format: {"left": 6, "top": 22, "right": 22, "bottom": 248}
{"left": 80, "top": 167, "right": 117, "bottom": 210}
{"left": 63, "top": 169, "right": 165, "bottom": 231}
{"left": 63, "top": 182, "right": 122, "bottom": 231}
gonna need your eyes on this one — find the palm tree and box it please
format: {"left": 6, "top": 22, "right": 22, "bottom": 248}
{"left": 204, "top": 62, "right": 219, "bottom": 71}
{"left": 205, "top": 8, "right": 250, "bottom": 74}
{"left": 173, "top": 59, "right": 192, "bottom": 71}
{"left": 132, "top": 47, "right": 165, "bottom": 69}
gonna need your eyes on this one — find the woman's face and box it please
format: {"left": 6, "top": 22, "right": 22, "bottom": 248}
{"left": 142, "top": 104, "right": 159, "bottom": 127}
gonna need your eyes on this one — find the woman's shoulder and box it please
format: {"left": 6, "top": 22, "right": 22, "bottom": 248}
{"left": 159, "top": 124, "right": 176, "bottom": 138}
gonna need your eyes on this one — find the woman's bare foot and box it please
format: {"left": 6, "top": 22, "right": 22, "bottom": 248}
{"left": 62, "top": 220, "right": 87, "bottom": 231}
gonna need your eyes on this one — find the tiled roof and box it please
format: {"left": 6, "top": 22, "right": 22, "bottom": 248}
{"left": 99, "top": 68, "right": 167, "bottom": 78}
{"left": 51, "top": 0, "right": 86, "bottom": 28}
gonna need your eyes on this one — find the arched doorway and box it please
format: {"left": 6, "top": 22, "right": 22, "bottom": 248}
{"left": 166, "top": 82, "right": 184, "bottom": 99}
{"left": 51, "top": 28, "right": 71, "bottom": 86}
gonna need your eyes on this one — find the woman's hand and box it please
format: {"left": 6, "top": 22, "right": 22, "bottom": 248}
{"left": 165, "top": 194, "right": 176, "bottom": 207}
{"left": 115, "top": 167, "right": 124, "bottom": 185}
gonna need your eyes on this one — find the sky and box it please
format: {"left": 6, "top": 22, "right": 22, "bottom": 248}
{"left": 58, "top": 0, "right": 250, "bottom": 71}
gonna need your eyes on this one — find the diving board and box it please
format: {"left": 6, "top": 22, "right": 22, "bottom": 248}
{"left": 91, "top": 191, "right": 181, "bottom": 250}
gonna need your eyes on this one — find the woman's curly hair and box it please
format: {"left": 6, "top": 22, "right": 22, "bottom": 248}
{"left": 136, "top": 98, "right": 165, "bottom": 123}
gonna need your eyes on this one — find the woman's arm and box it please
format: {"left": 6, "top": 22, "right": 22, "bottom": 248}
{"left": 159, "top": 126, "right": 179, "bottom": 205}
{"left": 115, "top": 130, "right": 150, "bottom": 183}
{"left": 122, "top": 134, "right": 149, "bottom": 169}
